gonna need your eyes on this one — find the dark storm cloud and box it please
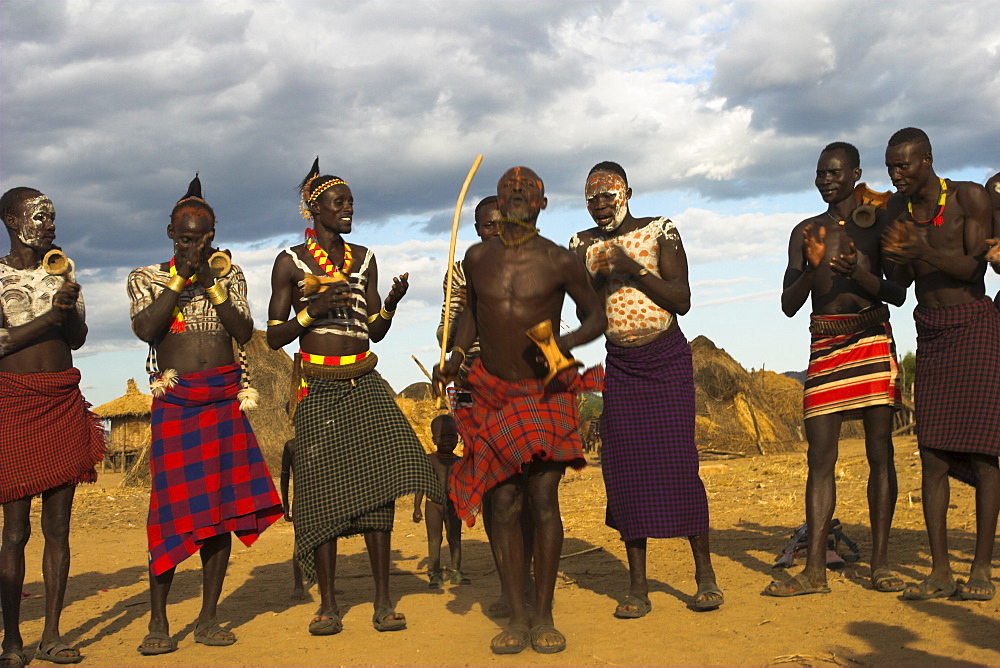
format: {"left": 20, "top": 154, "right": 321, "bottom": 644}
{"left": 3, "top": 0, "right": 998, "bottom": 273}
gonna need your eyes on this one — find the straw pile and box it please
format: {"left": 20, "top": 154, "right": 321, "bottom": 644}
{"left": 691, "top": 336, "right": 803, "bottom": 454}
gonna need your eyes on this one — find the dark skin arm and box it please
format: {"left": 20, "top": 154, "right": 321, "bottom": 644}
{"left": 132, "top": 238, "right": 252, "bottom": 345}
{"left": 265, "top": 250, "right": 352, "bottom": 350}
{"left": 280, "top": 440, "right": 294, "bottom": 521}
{"left": 0, "top": 279, "right": 86, "bottom": 356}
{"left": 593, "top": 229, "right": 691, "bottom": 316}
{"left": 557, "top": 246, "right": 608, "bottom": 350}
{"left": 365, "top": 255, "right": 409, "bottom": 343}
{"left": 883, "top": 186, "right": 991, "bottom": 284}
{"left": 432, "top": 248, "right": 480, "bottom": 394}
{"left": 828, "top": 239, "right": 906, "bottom": 307}
{"left": 781, "top": 222, "right": 825, "bottom": 317}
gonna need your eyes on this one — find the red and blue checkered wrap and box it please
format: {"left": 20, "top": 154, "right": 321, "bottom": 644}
{"left": 914, "top": 296, "right": 1000, "bottom": 486}
{"left": 602, "top": 329, "right": 709, "bottom": 540}
{"left": 0, "top": 368, "right": 106, "bottom": 504}
{"left": 450, "top": 359, "right": 603, "bottom": 526}
{"left": 147, "top": 362, "right": 282, "bottom": 575}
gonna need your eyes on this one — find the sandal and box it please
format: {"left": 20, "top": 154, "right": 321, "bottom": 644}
{"left": 372, "top": 607, "right": 406, "bottom": 632}
{"left": 957, "top": 578, "right": 996, "bottom": 601}
{"left": 34, "top": 641, "right": 82, "bottom": 665}
{"left": 871, "top": 568, "right": 906, "bottom": 593}
{"left": 491, "top": 624, "right": 529, "bottom": 655}
{"left": 529, "top": 624, "right": 566, "bottom": 654}
{"left": 450, "top": 569, "right": 472, "bottom": 585}
{"left": 902, "top": 577, "right": 957, "bottom": 600}
{"left": 614, "top": 593, "right": 652, "bottom": 619}
{"left": 763, "top": 572, "right": 830, "bottom": 597}
{"left": 308, "top": 613, "right": 343, "bottom": 636}
{"left": 137, "top": 631, "right": 177, "bottom": 656}
{"left": 428, "top": 571, "right": 444, "bottom": 588}
{"left": 193, "top": 619, "right": 236, "bottom": 646}
{"left": 694, "top": 581, "right": 725, "bottom": 610}
{"left": 0, "top": 649, "right": 29, "bottom": 667}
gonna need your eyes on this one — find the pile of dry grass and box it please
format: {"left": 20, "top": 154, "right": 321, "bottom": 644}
{"left": 691, "top": 336, "right": 803, "bottom": 454}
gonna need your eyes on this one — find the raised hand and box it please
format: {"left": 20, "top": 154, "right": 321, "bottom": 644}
{"left": 985, "top": 238, "right": 1000, "bottom": 263}
{"left": 47, "top": 280, "right": 81, "bottom": 325}
{"left": 883, "top": 220, "right": 921, "bottom": 264}
{"left": 386, "top": 272, "right": 409, "bottom": 309}
{"left": 803, "top": 224, "right": 827, "bottom": 269}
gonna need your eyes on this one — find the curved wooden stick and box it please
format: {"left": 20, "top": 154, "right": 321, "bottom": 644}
{"left": 437, "top": 154, "right": 483, "bottom": 407}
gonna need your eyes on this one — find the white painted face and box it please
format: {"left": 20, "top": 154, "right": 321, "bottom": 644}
{"left": 16, "top": 194, "right": 56, "bottom": 249}
{"left": 585, "top": 172, "right": 628, "bottom": 232}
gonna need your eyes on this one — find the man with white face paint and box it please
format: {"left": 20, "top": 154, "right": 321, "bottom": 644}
{"left": 570, "top": 161, "right": 723, "bottom": 616}
{"left": 0, "top": 187, "right": 106, "bottom": 665}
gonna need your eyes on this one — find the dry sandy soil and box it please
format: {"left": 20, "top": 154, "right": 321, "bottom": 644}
{"left": 5, "top": 436, "right": 1000, "bottom": 666}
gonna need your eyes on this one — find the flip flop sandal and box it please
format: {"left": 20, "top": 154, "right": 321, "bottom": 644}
{"left": 428, "top": 572, "right": 444, "bottom": 588}
{"left": 372, "top": 607, "right": 407, "bottom": 632}
{"left": 957, "top": 578, "right": 996, "bottom": 601}
{"left": 529, "top": 624, "right": 566, "bottom": 654}
{"left": 901, "top": 577, "right": 957, "bottom": 600}
{"left": 490, "top": 624, "right": 529, "bottom": 655}
{"left": 193, "top": 620, "right": 236, "bottom": 646}
{"left": 694, "top": 582, "right": 725, "bottom": 610}
{"left": 613, "top": 593, "right": 652, "bottom": 618}
{"left": 308, "top": 614, "right": 343, "bottom": 636}
{"left": 871, "top": 568, "right": 906, "bottom": 593}
{"left": 34, "top": 641, "right": 82, "bottom": 665}
{"left": 763, "top": 572, "right": 831, "bottom": 597}
{"left": 450, "top": 569, "right": 472, "bottom": 585}
{"left": 0, "top": 649, "right": 29, "bottom": 667}
{"left": 136, "top": 631, "right": 177, "bottom": 656}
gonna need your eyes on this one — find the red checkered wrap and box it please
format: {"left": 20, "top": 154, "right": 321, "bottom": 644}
{"left": 147, "top": 362, "right": 282, "bottom": 575}
{"left": 449, "top": 359, "right": 603, "bottom": 525}
{"left": 914, "top": 296, "right": 1000, "bottom": 486}
{"left": 0, "top": 368, "right": 106, "bottom": 503}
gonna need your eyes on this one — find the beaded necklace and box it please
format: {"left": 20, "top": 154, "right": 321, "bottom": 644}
{"left": 908, "top": 178, "right": 947, "bottom": 226}
{"left": 167, "top": 257, "right": 196, "bottom": 333}
{"left": 498, "top": 218, "right": 539, "bottom": 247}
{"left": 304, "top": 228, "right": 353, "bottom": 276}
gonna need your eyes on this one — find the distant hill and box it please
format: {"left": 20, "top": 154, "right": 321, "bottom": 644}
{"left": 782, "top": 370, "right": 807, "bottom": 384}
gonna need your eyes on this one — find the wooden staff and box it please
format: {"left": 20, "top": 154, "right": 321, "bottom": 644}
{"left": 437, "top": 154, "right": 483, "bottom": 406}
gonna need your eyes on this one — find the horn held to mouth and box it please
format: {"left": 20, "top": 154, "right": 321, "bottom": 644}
{"left": 208, "top": 251, "right": 232, "bottom": 278}
{"left": 42, "top": 249, "right": 70, "bottom": 276}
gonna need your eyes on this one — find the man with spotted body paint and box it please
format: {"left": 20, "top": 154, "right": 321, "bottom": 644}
{"left": 570, "top": 162, "right": 723, "bottom": 617}
{"left": 1, "top": 187, "right": 105, "bottom": 666}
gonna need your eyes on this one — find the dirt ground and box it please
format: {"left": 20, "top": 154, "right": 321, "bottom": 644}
{"left": 5, "top": 436, "right": 1000, "bottom": 666}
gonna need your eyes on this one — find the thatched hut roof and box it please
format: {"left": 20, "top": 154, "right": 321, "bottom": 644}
{"left": 93, "top": 378, "right": 152, "bottom": 418}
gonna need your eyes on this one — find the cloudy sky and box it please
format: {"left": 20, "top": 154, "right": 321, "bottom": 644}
{"left": 3, "top": 0, "right": 999, "bottom": 406}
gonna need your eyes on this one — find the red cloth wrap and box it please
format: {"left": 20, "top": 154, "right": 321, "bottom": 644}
{"left": 0, "top": 368, "right": 106, "bottom": 503}
{"left": 449, "top": 359, "right": 603, "bottom": 525}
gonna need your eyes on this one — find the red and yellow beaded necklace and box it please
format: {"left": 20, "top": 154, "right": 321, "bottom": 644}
{"left": 167, "top": 257, "right": 196, "bottom": 333}
{"left": 304, "top": 228, "right": 352, "bottom": 276}
{"left": 908, "top": 178, "right": 947, "bottom": 226}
